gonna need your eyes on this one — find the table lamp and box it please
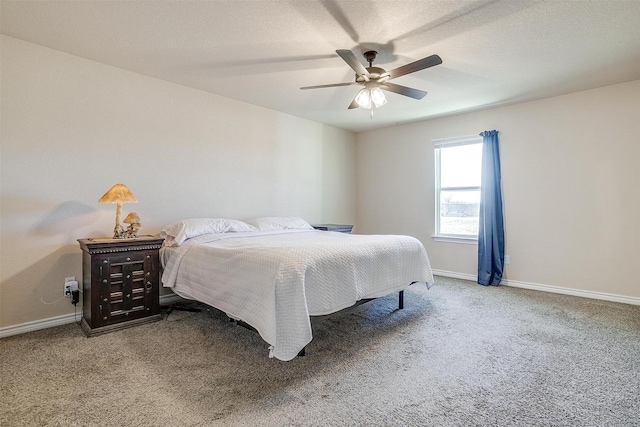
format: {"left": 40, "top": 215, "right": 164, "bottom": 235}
{"left": 98, "top": 183, "right": 138, "bottom": 238}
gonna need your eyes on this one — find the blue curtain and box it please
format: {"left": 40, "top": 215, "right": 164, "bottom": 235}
{"left": 477, "top": 130, "right": 505, "bottom": 286}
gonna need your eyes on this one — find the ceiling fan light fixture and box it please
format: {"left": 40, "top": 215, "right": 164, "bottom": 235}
{"left": 355, "top": 88, "right": 372, "bottom": 109}
{"left": 355, "top": 86, "right": 386, "bottom": 110}
{"left": 370, "top": 87, "right": 387, "bottom": 108}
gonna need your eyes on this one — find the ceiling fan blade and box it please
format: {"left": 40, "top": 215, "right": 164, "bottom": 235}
{"left": 384, "top": 54, "right": 442, "bottom": 80}
{"left": 381, "top": 82, "right": 427, "bottom": 100}
{"left": 336, "top": 49, "right": 370, "bottom": 78}
{"left": 300, "top": 82, "right": 356, "bottom": 90}
{"left": 348, "top": 96, "right": 359, "bottom": 109}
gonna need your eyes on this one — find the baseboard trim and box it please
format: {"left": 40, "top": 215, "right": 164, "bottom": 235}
{"left": 0, "top": 312, "right": 78, "bottom": 339}
{"left": 0, "top": 293, "right": 185, "bottom": 339}
{"left": 432, "top": 269, "right": 640, "bottom": 306}
{"left": 432, "top": 270, "right": 477, "bottom": 282}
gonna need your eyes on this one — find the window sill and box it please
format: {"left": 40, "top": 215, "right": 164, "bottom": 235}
{"left": 431, "top": 235, "right": 478, "bottom": 245}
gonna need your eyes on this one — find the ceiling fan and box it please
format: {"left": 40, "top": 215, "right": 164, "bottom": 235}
{"left": 300, "top": 49, "right": 442, "bottom": 111}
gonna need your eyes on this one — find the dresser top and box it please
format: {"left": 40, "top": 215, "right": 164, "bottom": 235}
{"left": 78, "top": 236, "right": 164, "bottom": 253}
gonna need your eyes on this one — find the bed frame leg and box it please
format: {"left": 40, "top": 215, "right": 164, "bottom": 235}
{"left": 399, "top": 290, "right": 404, "bottom": 310}
{"left": 297, "top": 347, "right": 306, "bottom": 357}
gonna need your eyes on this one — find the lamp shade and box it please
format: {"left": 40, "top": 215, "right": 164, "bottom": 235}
{"left": 98, "top": 184, "right": 138, "bottom": 204}
{"left": 123, "top": 212, "right": 140, "bottom": 224}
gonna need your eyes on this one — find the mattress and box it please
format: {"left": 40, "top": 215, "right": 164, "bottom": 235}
{"left": 161, "top": 229, "right": 434, "bottom": 360}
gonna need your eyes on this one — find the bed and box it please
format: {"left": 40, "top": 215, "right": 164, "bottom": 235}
{"left": 160, "top": 217, "right": 434, "bottom": 361}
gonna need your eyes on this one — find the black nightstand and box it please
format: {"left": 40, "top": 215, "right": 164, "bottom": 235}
{"left": 78, "top": 236, "right": 164, "bottom": 336}
{"left": 312, "top": 224, "right": 353, "bottom": 234}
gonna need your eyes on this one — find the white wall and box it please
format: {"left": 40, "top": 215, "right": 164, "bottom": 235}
{"left": 0, "top": 36, "right": 356, "bottom": 328}
{"left": 356, "top": 80, "right": 640, "bottom": 301}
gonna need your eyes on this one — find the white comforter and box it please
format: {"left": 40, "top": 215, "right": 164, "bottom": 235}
{"left": 161, "top": 229, "right": 434, "bottom": 361}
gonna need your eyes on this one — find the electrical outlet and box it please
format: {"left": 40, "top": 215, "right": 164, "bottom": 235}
{"left": 64, "top": 277, "right": 78, "bottom": 296}
{"left": 504, "top": 255, "right": 510, "bottom": 264}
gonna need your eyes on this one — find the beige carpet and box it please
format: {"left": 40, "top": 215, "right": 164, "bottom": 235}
{"left": 1, "top": 276, "right": 639, "bottom": 426}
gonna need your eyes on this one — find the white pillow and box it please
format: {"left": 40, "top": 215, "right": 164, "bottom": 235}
{"left": 161, "top": 218, "right": 257, "bottom": 246}
{"left": 227, "top": 219, "right": 259, "bottom": 233}
{"left": 246, "top": 216, "right": 313, "bottom": 231}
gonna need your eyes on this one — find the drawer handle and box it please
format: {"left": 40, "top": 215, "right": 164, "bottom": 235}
{"left": 145, "top": 283, "right": 152, "bottom": 291}
{"left": 127, "top": 257, "right": 131, "bottom": 261}
{"left": 103, "top": 260, "right": 108, "bottom": 264}
{"left": 103, "top": 298, "right": 108, "bottom": 303}
{"left": 103, "top": 279, "right": 107, "bottom": 284}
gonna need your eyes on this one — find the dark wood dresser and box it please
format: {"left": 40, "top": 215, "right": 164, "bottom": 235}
{"left": 312, "top": 224, "right": 354, "bottom": 233}
{"left": 78, "top": 236, "right": 164, "bottom": 336}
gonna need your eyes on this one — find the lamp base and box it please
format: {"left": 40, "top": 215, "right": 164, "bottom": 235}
{"left": 112, "top": 226, "right": 140, "bottom": 239}
{"left": 112, "top": 225, "right": 127, "bottom": 239}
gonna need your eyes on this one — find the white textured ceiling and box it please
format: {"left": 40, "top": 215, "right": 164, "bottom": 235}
{"left": 2, "top": 0, "right": 639, "bottom": 133}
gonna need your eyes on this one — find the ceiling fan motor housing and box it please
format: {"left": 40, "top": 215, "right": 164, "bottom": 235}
{"left": 355, "top": 51, "right": 388, "bottom": 83}
{"left": 363, "top": 50, "right": 378, "bottom": 65}
{"left": 356, "top": 67, "right": 388, "bottom": 83}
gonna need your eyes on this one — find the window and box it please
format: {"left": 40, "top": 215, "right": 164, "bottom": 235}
{"left": 434, "top": 136, "right": 482, "bottom": 242}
